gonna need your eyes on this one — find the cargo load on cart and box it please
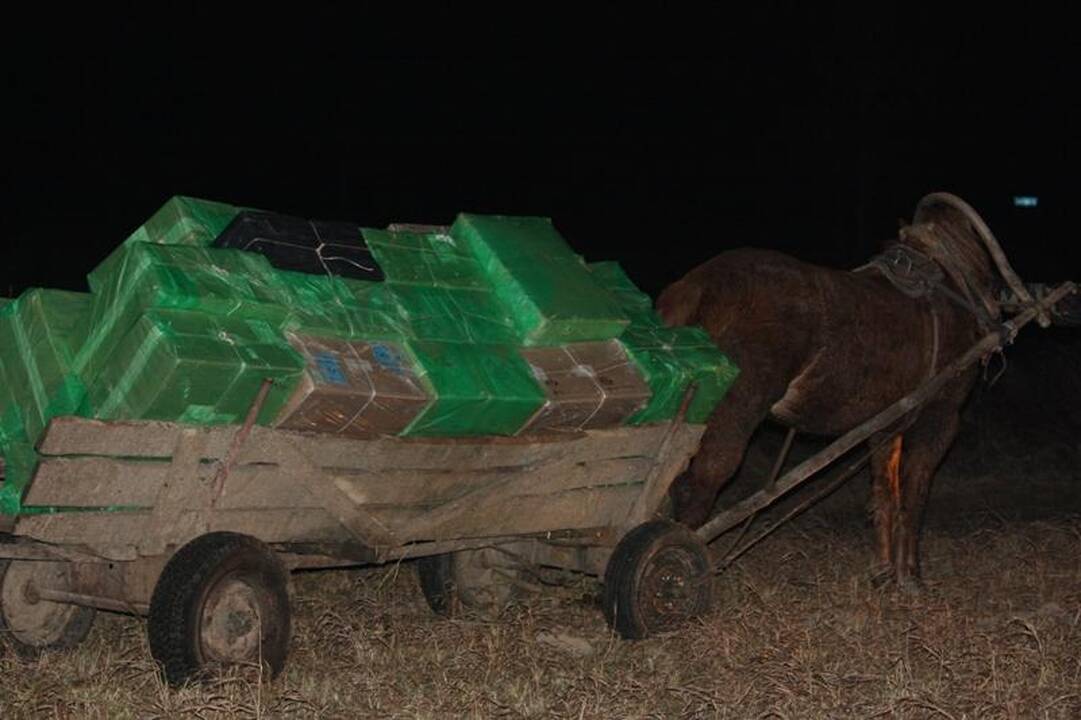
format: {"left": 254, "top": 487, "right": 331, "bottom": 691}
{"left": 0, "top": 197, "right": 738, "bottom": 515}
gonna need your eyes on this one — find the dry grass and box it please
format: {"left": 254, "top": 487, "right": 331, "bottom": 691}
{"left": 1, "top": 499, "right": 1078, "bottom": 718}
{"left": 2, "top": 336, "right": 1079, "bottom": 718}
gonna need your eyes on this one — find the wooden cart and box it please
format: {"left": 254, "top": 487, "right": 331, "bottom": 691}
{"left": 0, "top": 281, "right": 1073, "bottom": 686}
{"left": 0, "top": 393, "right": 709, "bottom": 685}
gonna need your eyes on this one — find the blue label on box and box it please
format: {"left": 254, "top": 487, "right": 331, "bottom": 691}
{"left": 372, "top": 343, "right": 405, "bottom": 376}
{"left": 314, "top": 351, "right": 348, "bottom": 385}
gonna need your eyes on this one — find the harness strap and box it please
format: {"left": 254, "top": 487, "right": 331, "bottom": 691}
{"left": 857, "top": 240, "right": 997, "bottom": 334}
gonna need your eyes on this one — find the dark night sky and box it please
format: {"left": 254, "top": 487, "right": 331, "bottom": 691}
{"left": 4, "top": 7, "right": 1073, "bottom": 298}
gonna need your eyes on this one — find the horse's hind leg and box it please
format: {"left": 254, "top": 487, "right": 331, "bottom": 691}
{"left": 869, "top": 431, "right": 903, "bottom": 585}
{"left": 892, "top": 401, "right": 962, "bottom": 590}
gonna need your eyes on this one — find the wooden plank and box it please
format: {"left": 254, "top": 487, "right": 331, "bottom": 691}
{"left": 213, "top": 467, "right": 314, "bottom": 510}
{"left": 284, "top": 424, "right": 673, "bottom": 472}
{"left": 328, "top": 468, "right": 512, "bottom": 506}
{"left": 37, "top": 418, "right": 230, "bottom": 458}
{"left": 24, "top": 461, "right": 318, "bottom": 513}
{"left": 146, "top": 428, "right": 213, "bottom": 555}
{"left": 23, "top": 457, "right": 171, "bottom": 507}
{"left": 398, "top": 457, "right": 650, "bottom": 542}
{"left": 253, "top": 433, "right": 400, "bottom": 548}
{"left": 331, "top": 456, "right": 653, "bottom": 507}
{"left": 14, "top": 508, "right": 349, "bottom": 556}
{"left": 15, "top": 512, "right": 150, "bottom": 559}
{"left": 625, "top": 424, "right": 704, "bottom": 525}
{"left": 410, "top": 485, "right": 641, "bottom": 541}
{"left": 39, "top": 417, "right": 675, "bottom": 473}
{"left": 21, "top": 450, "right": 661, "bottom": 515}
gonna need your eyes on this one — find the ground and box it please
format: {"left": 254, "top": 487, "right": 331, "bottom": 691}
{"left": 1, "top": 334, "right": 1078, "bottom": 719}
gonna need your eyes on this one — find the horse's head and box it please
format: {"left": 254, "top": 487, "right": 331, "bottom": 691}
{"left": 898, "top": 193, "right": 1005, "bottom": 323}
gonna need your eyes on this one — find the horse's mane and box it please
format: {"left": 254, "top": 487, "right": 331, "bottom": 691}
{"left": 897, "top": 200, "right": 1003, "bottom": 323}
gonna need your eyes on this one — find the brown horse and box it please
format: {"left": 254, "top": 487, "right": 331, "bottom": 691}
{"left": 658, "top": 193, "right": 1007, "bottom": 590}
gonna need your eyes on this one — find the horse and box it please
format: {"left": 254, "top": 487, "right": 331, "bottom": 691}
{"left": 658, "top": 193, "right": 1010, "bottom": 591}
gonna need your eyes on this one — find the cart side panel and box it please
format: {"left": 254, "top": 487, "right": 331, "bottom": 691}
{"left": 13, "top": 508, "right": 351, "bottom": 559}
{"left": 401, "top": 484, "right": 644, "bottom": 542}
{"left": 23, "top": 458, "right": 172, "bottom": 507}
{"left": 23, "top": 417, "right": 706, "bottom": 558}
{"left": 37, "top": 417, "right": 677, "bottom": 471}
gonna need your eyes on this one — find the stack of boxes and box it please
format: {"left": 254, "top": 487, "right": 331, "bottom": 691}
{"left": 0, "top": 197, "right": 739, "bottom": 514}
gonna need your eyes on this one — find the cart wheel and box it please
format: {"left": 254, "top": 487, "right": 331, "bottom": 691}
{"left": 602, "top": 520, "right": 713, "bottom": 639}
{"left": 417, "top": 547, "right": 519, "bottom": 617}
{"left": 0, "top": 560, "right": 96, "bottom": 658}
{"left": 147, "top": 532, "right": 290, "bottom": 686}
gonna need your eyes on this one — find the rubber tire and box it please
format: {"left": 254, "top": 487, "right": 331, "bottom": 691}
{"left": 0, "top": 560, "right": 96, "bottom": 658}
{"left": 602, "top": 520, "right": 713, "bottom": 639}
{"left": 416, "top": 548, "right": 518, "bottom": 618}
{"left": 147, "top": 532, "right": 291, "bottom": 687}
{"left": 416, "top": 553, "right": 456, "bottom": 616}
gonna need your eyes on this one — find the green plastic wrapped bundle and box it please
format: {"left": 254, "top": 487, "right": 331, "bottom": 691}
{"left": 88, "top": 309, "right": 304, "bottom": 426}
{"left": 125, "top": 196, "right": 240, "bottom": 247}
{"left": 0, "top": 290, "right": 93, "bottom": 514}
{"left": 277, "top": 271, "right": 404, "bottom": 341}
{"left": 403, "top": 341, "right": 545, "bottom": 437}
{"left": 588, "top": 260, "right": 739, "bottom": 423}
{"left": 364, "top": 228, "right": 489, "bottom": 291}
{"left": 362, "top": 228, "right": 517, "bottom": 344}
{"left": 78, "top": 242, "right": 293, "bottom": 381}
{"left": 620, "top": 325, "right": 739, "bottom": 424}
{"left": 587, "top": 261, "right": 661, "bottom": 327}
{"left": 452, "top": 214, "right": 629, "bottom": 346}
{"left": 390, "top": 285, "right": 518, "bottom": 344}
{"left": 0, "top": 289, "right": 92, "bottom": 444}
{"left": 0, "top": 441, "right": 38, "bottom": 514}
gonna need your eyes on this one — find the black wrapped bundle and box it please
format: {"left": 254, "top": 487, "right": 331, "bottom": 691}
{"left": 215, "top": 210, "right": 385, "bottom": 282}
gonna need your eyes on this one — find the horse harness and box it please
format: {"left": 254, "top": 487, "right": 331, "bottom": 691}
{"left": 855, "top": 223, "right": 1002, "bottom": 383}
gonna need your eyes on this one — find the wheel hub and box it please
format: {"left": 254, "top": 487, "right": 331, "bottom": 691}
{"left": 200, "top": 578, "right": 263, "bottom": 663}
{"left": 0, "top": 561, "right": 81, "bottom": 646}
{"left": 640, "top": 548, "right": 703, "bottom": 625}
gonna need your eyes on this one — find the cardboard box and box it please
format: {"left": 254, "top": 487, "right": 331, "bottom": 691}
{"left": 520, "top": 340, "right": 651, "bottom": 433}
{"left": 276, "top": 335, "right": 430, "bottom": 437}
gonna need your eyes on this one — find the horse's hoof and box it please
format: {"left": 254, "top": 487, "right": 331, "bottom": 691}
{"left": 869, "top": 565, "right": 893, "bottom": 589}
{"left": 896, "top": 575, "right": 923, "bottom": 596}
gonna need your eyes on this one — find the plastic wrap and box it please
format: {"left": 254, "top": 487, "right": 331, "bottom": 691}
{"left": 214, "top": 211, "right": 385, "bottom": 282}
{"left": 79, "top": 243, "right": 293, "bottom": 381}
{"left": 125, "top": 196, "right": 240, "bottom": 247}
{"left": 452, "top": 214, "right": 629, "bottom": 345}
{"left": 276, "top": 272, "right": 404, "bottom": 341}
{"left": 0, "top": 290, "right": 93, "bottom": 513}
{"left": 389, "top": 285, "right": 518, "bottom": 344}
{"left": 0, "top": 440, "right": 37, "bottom": 514}
{"left": 520, "top": 340, "right": 651, "bottom": 433}
{"left": 0, "top": 289, "right": 92, "bottom": 444}
{"left": 363, "top": 227, "right": 517, "bottom": 343}
{"left": 276, "top": 335, "right": 430, "bottom": 436}
{"left": 588, "top": 260, "right": 739, "bottom": 423}
{"left": 587, "top": 261, "right": 661, "bottom": 326}
{"left": 403, "top": 341, "right": 545, "bottom": 437}
{"left": 87, "top": 309, "right": 304, "bottom": 426}
{"left": 364, "top": 228, "right": 489, "bottom": 290}
{"left": 620, "top": 325, "right": 739, "bottom": 424}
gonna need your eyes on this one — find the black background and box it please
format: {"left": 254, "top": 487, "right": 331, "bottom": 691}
{"left": 3, "top": 7, "right": 1072, "bottom": 298}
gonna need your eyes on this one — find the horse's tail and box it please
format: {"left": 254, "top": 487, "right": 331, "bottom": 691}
{"left": 656, "top": 278, "right": 704, "bottom": 327}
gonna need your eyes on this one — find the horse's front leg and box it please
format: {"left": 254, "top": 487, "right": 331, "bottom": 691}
{"left": 670, "top": 373, "right": 780, "bottom": 528}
